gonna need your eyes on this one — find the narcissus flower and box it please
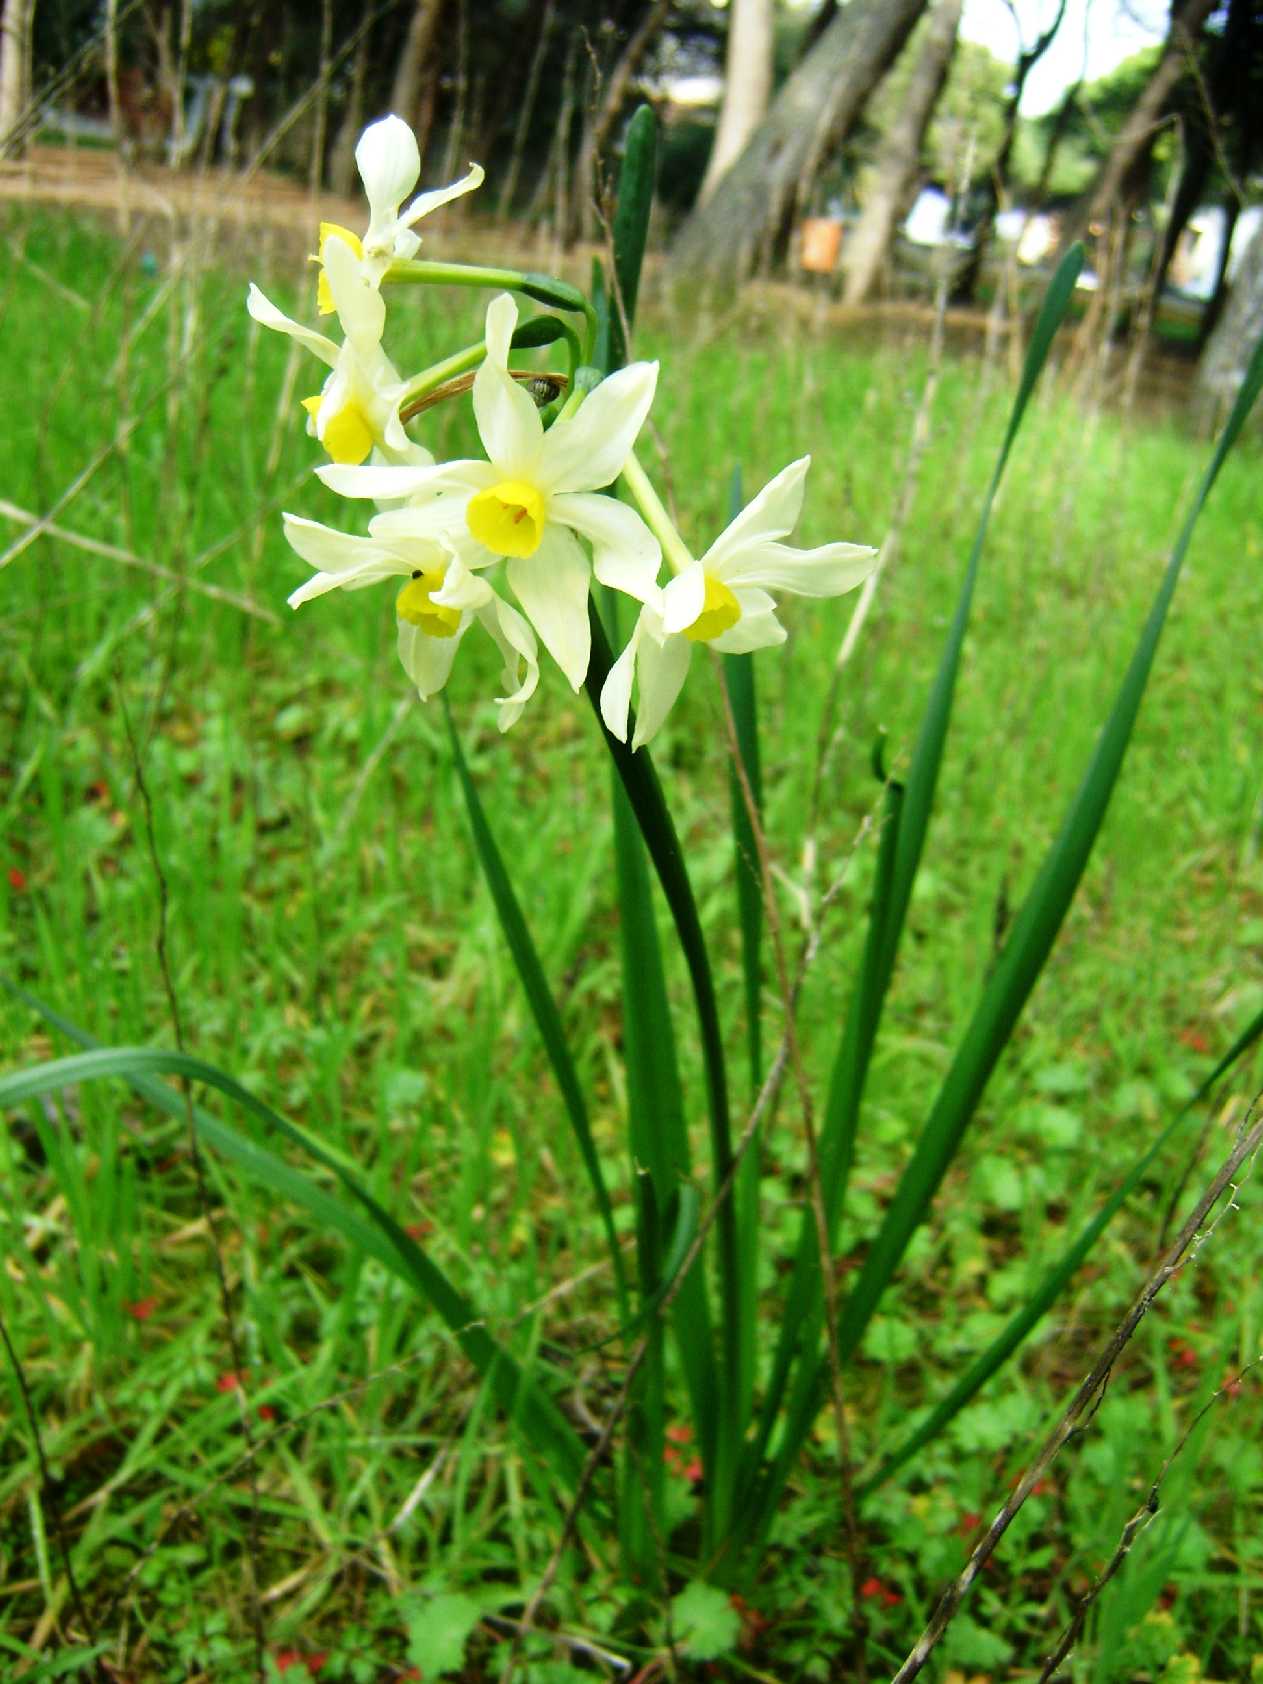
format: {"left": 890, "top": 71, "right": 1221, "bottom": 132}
{"left": 601, "top": 457, "right": 877, "bottom": 748}
{"left": 315, "top": 115, "right": 483, "bottom": 313}
{"left": 318, "top": 292, "right": 661, "bottom": 689}
{"left": 247, "top": 237, "right": 424, "bottom": 467}
{"left": 282, "top": 513, "right": 538, "bottom": 731}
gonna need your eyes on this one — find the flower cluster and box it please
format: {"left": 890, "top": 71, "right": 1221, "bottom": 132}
{"left": 247, "top": 115, "right": 878, "bottom": 744}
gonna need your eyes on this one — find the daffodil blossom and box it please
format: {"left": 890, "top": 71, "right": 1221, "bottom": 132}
{"left": 601, "top": 457, "right": 878, "bottom": 748}
{"left": 316, "top": 292, "right": 662, "bottom": 689}
{"left": 315, "top": 115, "right": 484, "bottom": 313}
{"left": 282, "top": 512, "right": 538, "bottom": 731}
{"left": 247, "top": 237, "right": 425, "bottom": 467}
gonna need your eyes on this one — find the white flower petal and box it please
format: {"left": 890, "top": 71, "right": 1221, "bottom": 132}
{"left": 246, "top": 284, "right": 339, "bottom": 368}
{"left": 552, "top": 492, "right": 661, "bottom": 603}
{"left": 631, "top": 624, "right": 693, "bottom": 749}
{"left": 599, "top": 616, "right": 643, "bottom": 743}
{"left": 283, "top": 514, "right": 411, "bottom": 605}
{"left": 322, "top": 235, "right": 385, "bottom": 350}
{"left": 473, "top": 297, "right": 543, "bottom": 475}
{"left": 397, "top": 615, "right": 466, "bottom": 700}
{"left": 476, "top": 594, "right": 539, "bottom": 730}
{"left": 660, "top": 562, "right": 707, "bottom": 636}
{"left": 357, "top": 115, "right": 421, "bottom": 245}
{"left": 541, "top": 362, "right": 658, "bottom": 493}
{"left": 704, "top": 457, "right": 811, "bottom": 574}
{"left": 711, "top": 610, "right": 787, "bottom": 655}
{"left": 318, "top": 458, "right": 487, "bottom": 500}
{"left": 723, "top": 539, "right": 879, "bottom": 597}
{"left": 506, "top": 525, "right": 591, "bottom": 689}
{"left": 399, "top": 161, "right": 485, "bottom": 232}
{"left": 433, "top": 556, "right": 494, "bottom": 609}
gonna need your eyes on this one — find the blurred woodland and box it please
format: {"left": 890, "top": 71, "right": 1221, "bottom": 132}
{"left": 0, "top": 0, "right": 1261, "bottom": 397}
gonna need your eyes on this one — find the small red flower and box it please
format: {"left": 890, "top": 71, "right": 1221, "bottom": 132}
{"left": 274, "top": 1652, "right": 326, "bottom": 1677}
{"left": 664, "top": 1423, "right": 693, "bottom": 1445}
{"left": 406, "top": 1220, "right": 432, "bottom": 1240}
{"left": 1168, "top": 1339, "right": 1198, "bottom": 1370}
{"left": 681, "top": 1457, "right": 703, "bottom": 1483}
{"left": 258, "top": 1404, "right": 278, "bottom": 1422}
{"left": 124, "top": 1296, "right": 158, "bottom": 1322}
{"left": 859, "top": 1576, "right": 901, "bottom": 1608}
{"left": 956, "top": 1510, "right": 982, "bottom": 1537}
{"left": 216, "top": 1371, "right": 243, "bottom": 1393}
{"left": 7, "top": 867, "right": 27, "bottom": 891}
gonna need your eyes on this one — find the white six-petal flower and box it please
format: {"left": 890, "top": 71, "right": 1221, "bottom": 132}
{"left": 282, "top": 512, "right": 538, "bottom": 732}
{"left": 316, "top": 292, "right": 663, "bottom": 689}
{"left": 247, "top": 237, "right": 426, "bottom": 466}
{"left": 601, "top": 457, "right": 878, "bottom": 748}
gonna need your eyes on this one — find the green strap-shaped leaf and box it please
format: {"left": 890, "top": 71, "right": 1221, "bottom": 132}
{"left": 445, "top": 703, "right": 628, "bottom": 1319}
{"left": 0, "top": 1004, "right": 586, "bottom": 1490}
{"left": 752, "top": 322, "right": 1263, "bottom": 1545}
{"left": 608, "top": 104, "right": 657, "bottom": 372}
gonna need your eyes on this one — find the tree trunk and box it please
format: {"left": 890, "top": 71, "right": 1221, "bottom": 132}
{"left": 1060, "top": 0, "right": 1216, "bottom": 255}
{"left": 952, "top": 0, "right": 1067, "bottom": 304}
{"left": 328, "top": 18, "right": 372, "bottom": 197}
{"left": 0, "top": 0, "right": 35, "bottom": 159}
{"left": 839, "top": 0, "right": 962, "bottom": 306}
{"left": 1195, "top": 216, "right": 1263, "bottom": 422}
{"left": 698, "top": 0, "right": 774, "bottom": 206}
{"left": 667, "top": 0, "right": 927, "bottom": 287}
{"left": 569, "top": 0, "right": 671, "bottom": 242}
{"left": 390, "top": 0, "right": 445, "bottom": 133}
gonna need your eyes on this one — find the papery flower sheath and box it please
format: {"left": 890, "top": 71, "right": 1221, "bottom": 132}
{"left": 314, "top": 115, "right": 484, "bottom": 312}
{"left": 282, "top": 513, "right": 538, "bottom": 732}
{"left": 601, "top": 457, "right": 878, "bottom": 748}
{"left": 247, "top": 237, "right": 426, "bottom": 467}
{"left": 316, "top": 292, "right": 662, "bottom": 689}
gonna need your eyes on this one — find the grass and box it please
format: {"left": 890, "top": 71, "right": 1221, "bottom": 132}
{"left": 1, "top": 201, "right": 1262, "bottom": 1682}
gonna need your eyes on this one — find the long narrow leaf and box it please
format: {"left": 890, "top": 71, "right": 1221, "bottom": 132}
{"left": 445, "top": 703, "right": 628, "bottom": 1316}
{"left": 0, "top": 1029, "right": 586, "bottom": 1488}
{"left": 759, "top": 325, "right": 1263, "bottom": 1539}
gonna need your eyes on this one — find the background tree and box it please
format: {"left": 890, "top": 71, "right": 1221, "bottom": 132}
{"left": 1195, "top": 211, "right": 1263, "bottom": 415}
{"left": 839, "top": 0, "right": 963, "bottom": 306}
{"left": 0, "top": 0, "right": 37, "bottom": 157}
{"left": 667, "top": 0, "right": 927, "bottom": 284}
{"left": 696, "top": 0, "right": 773, "bottom": 205}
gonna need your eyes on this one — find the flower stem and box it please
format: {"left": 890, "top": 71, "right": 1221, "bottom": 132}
{"left": 620, "top": 451, "right": 694, "bottom": 577}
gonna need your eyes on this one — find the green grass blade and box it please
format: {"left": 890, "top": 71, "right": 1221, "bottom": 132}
{"left": 719, "top": 462, "right": 766, "bottom": 1446}
{"left": 445, "top": 702, "right": 628, "bottom": 1317}
{"left": 862, "top": 997, "right": 1263, "bottom": 1492}
{"left": 760, "top": 323, "right": 1263, "bottom": 1536}
{"left": 0, "top": 1026, "right": 587, "bottom": 1489}
{"left": 742, "top": 772, "right": 904, "bottom": 1492}
{"left": 584, "top": 600, "right": 742, "bottom": 1543}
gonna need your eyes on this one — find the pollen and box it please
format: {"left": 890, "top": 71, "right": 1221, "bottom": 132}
{"left": 466, "top": 480, "right": 546, "bottom": 558}
{"left": 684, "top": 574, "right": 741, "bottom": 642}
{"left": 319, "top": 401, "right": 375, "bottom": 466}
{"left": 396, "top": 569, "right": 462, "bottom": 638}
{"left": 314, "top": 223, "right": 365, "bottom": 315}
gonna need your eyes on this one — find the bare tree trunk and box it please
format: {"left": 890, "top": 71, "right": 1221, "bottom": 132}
{"left": 1195, "top": 215, "right": 1263, "bottom": 424}
{"left": 329, "top": 18, "right": 371, "bottom": 197}
{"left": 839, "top": 0, "right": 962, "bottom": 306}
{"left": 390, "top": 0, "right": 445, "bottom": 132}
{"left": 952, "top": 0, "right": 1068, "bottom": 304}
{"left": 0, "top": 0, "right": 35, "bottom": 159}
{"left": 667, "top": 0, "right": 927, "bottom": 287}
{"left": 498, "top": 0, "right": 555, "bottom": 216}
{"left": 698, "top": 0, "right": 773, "bottom": 206}
{"left": 1059, "top": 0, "right": 1216, "bottom": 256}
{"left": 570, "top": 0, "right": 671, "bottom": 242}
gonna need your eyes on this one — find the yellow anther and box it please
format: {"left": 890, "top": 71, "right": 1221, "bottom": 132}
{"left": 396, "top": 570, "right": 462, "bottom": 638}
{"left": 314, "top": 223, "right": 365, "bottom": 315}
{"left": 466, "top": 480, "right": 546, "bottom": 558}
{"left": 683, "top": 574, "right": 741, "bottom": 642}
